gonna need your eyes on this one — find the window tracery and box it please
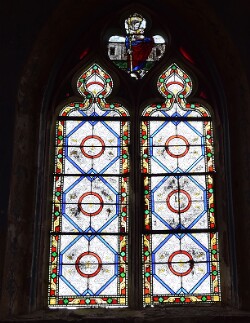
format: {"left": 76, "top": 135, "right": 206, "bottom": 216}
{"left": 49, "top": 13, "right": 220, "bottom": 309}
{"left": 108, "top": 12, "right": 166, "bottom": 79}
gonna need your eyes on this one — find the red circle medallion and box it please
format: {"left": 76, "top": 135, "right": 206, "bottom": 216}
{"left": 80, "top": 135, "right": 105, "bottom": 159}
{"left": 168, "top": 250, "right": 194, "bottom": 276}
{"left": 75, "top": 251, "right": 102, "bottom": 278}
{"left": 78, "top": 192, "right": 104, "bottom": 216}
{"left": 165, "top": 135, "right": 189, "bottom": 158}
{"left": 166, "top": 189, "right": 191, "bottom": 213}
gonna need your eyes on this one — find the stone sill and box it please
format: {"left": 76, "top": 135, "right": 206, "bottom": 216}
{"left": 2, "top": 306, "right": 250, "bottom": 323}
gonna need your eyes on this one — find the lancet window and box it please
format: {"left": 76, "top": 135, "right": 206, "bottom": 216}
{"left": 48, "top": 12, "right": 221, "bottom": 308}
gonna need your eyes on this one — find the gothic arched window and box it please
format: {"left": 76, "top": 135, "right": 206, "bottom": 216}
{"left": 48, "top": 12, "right": 221, "bottom": 308}
{"left": 141, "top": 64, "right": 219, "bottom": 305}
{"left": 49, "top": 65, "right": 130, "bottom": 307}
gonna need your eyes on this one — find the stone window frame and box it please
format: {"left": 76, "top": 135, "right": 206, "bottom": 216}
{"left": 2, "top": 1, "right": 249, "bottom": 321}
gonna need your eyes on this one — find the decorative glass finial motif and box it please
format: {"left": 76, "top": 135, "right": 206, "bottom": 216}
{"left": 157, "top": 63, "right": 192, "bottom": 100}
{"left": 48, "top": 64, "right": 130, "bottom": 307}
{"left": 108, "top": 13, "right": 166, "bottom": 79}
{"left": 77, "top": 64, "right": 113, "bottom": 98}
{"left": 141, "top": 64, "right": 220, "bottom": 305}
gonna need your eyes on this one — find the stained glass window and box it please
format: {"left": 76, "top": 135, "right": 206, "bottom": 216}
{"left": 48, "top": 61, "right": 221, "bottom": 307}
{"left": 48, "top": 64, "right": 130, "bottom": 307}
{"left": 141, "top": 64, "right": 220, "bottom": 305}
{"left": 108, "top": 13, "right": 166, "bottom": 79}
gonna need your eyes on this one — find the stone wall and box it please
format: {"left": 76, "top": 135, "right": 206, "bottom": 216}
{"left": 1, "top": 0, "right": 250, "bottom": 321}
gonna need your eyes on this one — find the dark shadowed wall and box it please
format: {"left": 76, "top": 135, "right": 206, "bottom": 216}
{"left": 1, "top": 0, "right": 250, "bottom": 322}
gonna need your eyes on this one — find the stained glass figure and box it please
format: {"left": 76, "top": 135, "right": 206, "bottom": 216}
{"left": 48, "top": 64, "right": 130, "bottom": 307}
{"left": 108, "top": 13, "right": 166, "bottom": 79}
{"left": 141, "top": 64, "right": 220, "bottom": 305}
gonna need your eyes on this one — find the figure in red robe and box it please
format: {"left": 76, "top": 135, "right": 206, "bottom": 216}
{"left": 125, "top": 13, "right": 154, "bottom": 78}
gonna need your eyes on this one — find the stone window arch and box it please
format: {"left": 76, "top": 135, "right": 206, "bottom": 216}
{"left": 3, "top": 1, "right": 249, "bottom": 320}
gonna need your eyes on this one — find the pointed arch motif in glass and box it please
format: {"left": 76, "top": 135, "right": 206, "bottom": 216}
{"left": 141, "top": 64, "right": 220, "bottom": 305}
{"left": 48, "top": 64, "right": 130, "bottom": 307}
{"left": 108, "top": 13, "right": 166, "bottom": 79}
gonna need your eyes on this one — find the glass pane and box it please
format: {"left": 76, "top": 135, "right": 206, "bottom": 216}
{"left": 144, "top": 174, "right": 215, "bottom": 231}
{"left": 143, "top": 233, "right": 220, "bottom": 305}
